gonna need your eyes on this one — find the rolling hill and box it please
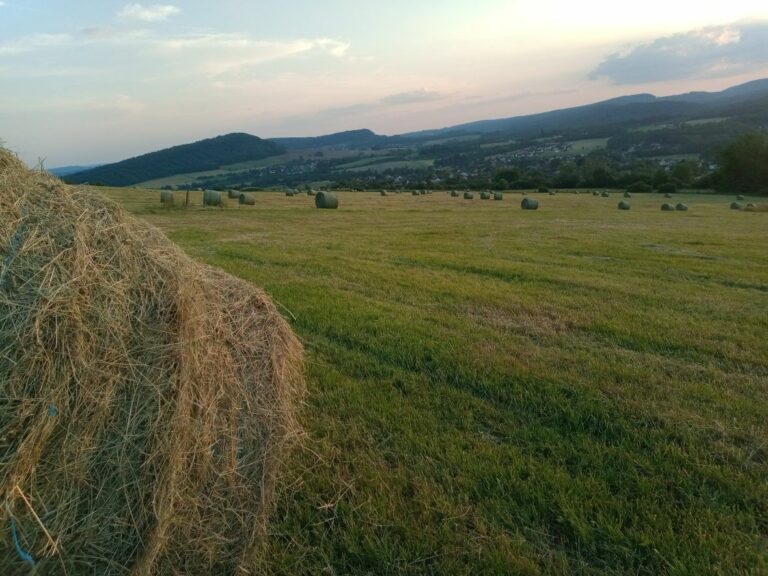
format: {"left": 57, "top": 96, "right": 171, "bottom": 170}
{"left": 65, "top": 133, "right": 284, "bottom": 187}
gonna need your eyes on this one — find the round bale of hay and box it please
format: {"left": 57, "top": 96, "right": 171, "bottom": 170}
{"left": 380, "top": 190, "right": 387, "bottom": 196}
{"left": 480, "top": 191, "right": 491, "bottom": 200}
{"left": 227, "top": 190, "right": 240, "bottom": 199}
{"left": 522, "top": 191, "right": 528, "bottom": 196}
{"left": 203, "top": 189, "right": 222, "bottom": 206}
{"left": 618, "top": 201, "right": 631, "bottom": 210}
{"left": 675, "top": 203, "right": 688, "bottom": 211}
{"left": 730, "top": 201, "right": 743, "bottom": 210}
{"left": 450, "top": 190, "right": 459, "bottom": 197}
{"left": 463, "top": 191, "right": 474, "bottom": 200}
{"left": 315, "top": 191, "right": 339, "bottom": 209}
{"left": 494, "top": 192, "right": 503, "bottom": 201}
{"left": 592, "top": 191, "right": 600, "bottom": 196}
{"left": 661, "top": 203, "right": 675, "bottom": 211}
{"left": 601, "top": 191, "right": 610, "bottom": 198}
{"left": 160, "top": 190, "right": 174, "bottom": 205}
{"left": 665, "top": 193, "right": 673, "bottom": 199}
{"left": 624, "top": 192, "right": 632, "bottom": 198}
{"left": 549, "top": 191, "right": 556, "bottom": 196}
{"left": 746, "top": 203, "right": 756, "bottom": 209}
{"left": 239, "top": 193, "right": 256, "bottom": 205}
{"left": 286, "top": 190, "right": 295, "bottom": 197}
{"left": 306, "top": 189, "right": 315, "bottom": 196}
{"left": 420, "top": 190, "right": 427, "bottom": 195}
{"left": 737, "top": 194, "right": 745, "bottom": 200}
{"left": 412, "top": 190, "right": 420, "bottom": 196}
{"left": 0, "top": 149, "right": 303, "bottom": 575}
{"left": 521, "top": 198, "right": 539, "bottom": 210}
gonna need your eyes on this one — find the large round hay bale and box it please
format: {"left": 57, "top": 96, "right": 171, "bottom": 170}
{"left": 227, "top": 190, "right": 240, "bottom": 199}
{"left": 239, "top": 193, "right": 256, "bottom": 205}
{"left": 380, "top": 190, "right": 387, "bottom": 196}
{"left": 463, "top": 191, "right": 474, "bottom": 200}
{"left": 286, "top": 190, "right": 295, "bottom": 197}
{"left": 661, "top": 203, "right": 675, "bottom": 211}
{"left": 675, "top": 203, "right": 688, "bottom": 211}
{"left": 480, "top": 191, "right": 491, "bottom": 200}
{"left": 618, "top": 201, "right": 631, "bottom": 210}
{"left": 624, "top": 192, "right": 632, "bottom": 198}
{"left": 412, "top": 190, "right": 420, "bottom": 196}
{"left": 494, "top": 192, "right": 503, "bottom": 201}
{"left": 664, "top": 193, "right": 673, "bottom": 199}
{"left": 420, "top": 189, "right": 427, "bottom": 195}
{"left": 737, "top": 195, "right": 745, "bottom": 200}
{"left": 203, "top": 189, "right": 222, "bottom": 206}
{"left": 592, "top": 191, "right": 600, "bottom": 196}
{"left": 549, "top": 191, "right": 556, "bottom": 196}
{"left": 521, "top": 198, "right": 539, "bottom": 210}
{"left": 315, "top": 191, "right": 339, "bottom": 209}
{"left": 601, "top": 191, "right": 610, "bottom": 198}
{"left": 0, "top": 149, "right": 303, "bottom": 575}
{"left": 450, "top": 190, "right": 459, "bottom": 197}
{"left": 746, "top": 203, "right": 756, "bottom": 209}
{"left": 730, "top": 201, "right": 743, "bottom": 210}
{"left": 160, "top": 190, "right": 174, "bottom": 205}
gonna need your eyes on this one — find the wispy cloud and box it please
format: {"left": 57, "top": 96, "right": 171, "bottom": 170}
{"left": 118, "top": 3, "right": 180, "bottom": 23}
{"left": 591, "top": 21, "right": 768, "bottom": 84}
{"left": 156, "top": 34, "right": 351, "bottom": 77}
{"left": 381, "top": 89, "right": 442, "bottom": 105}
{"left": 0, "top": 33, "right": 71, "bottom": 56}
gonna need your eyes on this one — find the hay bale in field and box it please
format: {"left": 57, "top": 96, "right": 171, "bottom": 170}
{"left": 450, "top": 190, "right": 459, "bottom": 197}
{"left": 661, "top": 203, "right": 675, "bottom": 211}
{"left": 737, "top": 194, "right": 745, "bottom": 200}
{"left": 675, "top": 203, "right": 688, "bottom": 211}
{"left": 592, "top": 191, "right": 599, "bottom": 196}
{"left": 521, "top": 198, "right": 539, "bottom": 210}
{"left": 286, "top": 190, "right": 295, "bottom": 197}
{"left": 306, "top": 189, "right": 315, "bottom": 196}
{"left": 480, "top": 191, "right": 491, "bottom": 200}
{"left": 412, "top": 190, "right": 420, "bottom": 196}
{"left": 522, "top": 191, "right": 528, "bottom": 196}
{"left": 239, "top": 193, "right": 256, "bottom": 205}
{"left": 730, "top": 201, "right": 743, "bottom": 210}
{"left": 160, "top": 190, "right": 174, "bottom": 205}
{"left": 549, "top": 191, "right": 556, "bottom": 196}
{"left": 601, "top": 191, "right": 610, "bottom": 198}
{"left": 380, "top": 190, "right": 387, "bottom": 196}
{"left": 203, "top": 189, "right": 221, "bottom": 206}
{"left": 227, "top": 190, "right": 240, "bottom": 199}
{"left": 618, "top": 201, "right": 631, "bottom": 210}
{"left": 624, "top": 192, "right": 631, "bottom": 198}
{"left": 664, "top": 193, "right": 672, "bottom": 199}
{"left": 494, "top": 192, "right": 503, "bottom": 200}
{"left": 0, "top": 148, "right": 303, "bottom": 575}
{"left": 315, "top": 191, "right": 339, "bottom": 209}
{"left": 420, "top": 190, "right": 427, "bottom": 195}
{"left": 463, "top": 191, "right": 474, "bottom": 200}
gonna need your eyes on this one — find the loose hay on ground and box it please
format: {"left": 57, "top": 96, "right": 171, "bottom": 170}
{"left": 0, "top": 149, "right": 304, "bottom": 575}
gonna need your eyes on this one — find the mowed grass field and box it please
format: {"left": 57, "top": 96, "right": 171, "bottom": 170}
{"left": 101, "top": 188, "right": 768, "bottom": 575}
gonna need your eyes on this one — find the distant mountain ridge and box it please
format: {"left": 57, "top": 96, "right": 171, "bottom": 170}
{"left": 400, "top": 79, "right": 768, "bottom": 139}
{"left": 65, "top": 133, "right": 284, "bottom": 187}
{"left": 62, "top": 78, "right": 768, "bottom": 186}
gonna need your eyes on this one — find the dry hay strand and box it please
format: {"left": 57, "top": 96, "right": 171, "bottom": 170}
{"left": 0, "top": 148, "right": 304, "bottom": 575}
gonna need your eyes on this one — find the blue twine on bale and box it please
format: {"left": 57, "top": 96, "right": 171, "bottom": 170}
{"left": 11, "top": 516, "right": 36, "bottom": 568}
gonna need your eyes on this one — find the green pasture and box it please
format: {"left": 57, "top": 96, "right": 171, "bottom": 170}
{"left": 100, "top": 187, "right": 768, "bottom": 575}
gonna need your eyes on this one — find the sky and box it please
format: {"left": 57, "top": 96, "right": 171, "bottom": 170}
{"left": 1, "top": 1, "right": 768, "bottom": 166}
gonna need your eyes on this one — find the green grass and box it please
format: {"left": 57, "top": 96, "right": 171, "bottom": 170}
{"left": 566, "top": 138, "right": 609, "bottom": 154}
{"left": 99, "top": 188, "right": 768, "bottom": 575}
{"left": 334, "top": 159, "right": 435, "bottom": 173}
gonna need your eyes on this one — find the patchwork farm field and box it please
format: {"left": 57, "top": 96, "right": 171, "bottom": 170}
{"left": 104, "top": 188, "right": 768, "bottom": 575}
